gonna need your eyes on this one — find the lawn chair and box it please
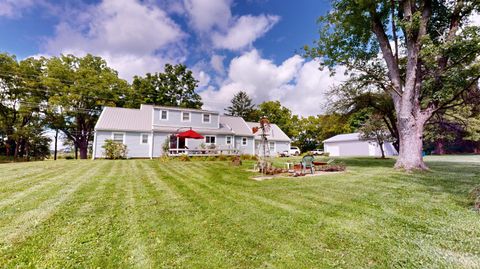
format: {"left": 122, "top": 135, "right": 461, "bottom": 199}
{"left": 301, "top": 155, "right": 315, "bottom": 174}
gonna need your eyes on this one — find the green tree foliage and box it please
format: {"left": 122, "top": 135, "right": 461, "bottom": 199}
{"left": 424, "top": 88, "right": 480, "bottom": 154}
{"left": 132, "top": 64, "right": 203, "bottom": 109}
{"left": 43, "top": 54, "right": 129, "bottom": 159}
{"left": 257, "top": 101, "right": 299, "bottom": 138}
{"left": 306, "top": 0, "right": 480, "bottom": 170}
{"left": 0, "top": 53, "right": 51, "bottom": 160}
{"left": 295, "top": 114, "right": 352, "bottom": 152}
{"left": 224, "top": 91, "right": 258, "bottom": 121}
{"left": 329, "top": 78, "right": 399, "bottom": 151}
{"left": 358, "top": 113, "right": 393, "bottom": 159}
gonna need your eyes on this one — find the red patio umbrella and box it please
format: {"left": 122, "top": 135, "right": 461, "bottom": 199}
{"left": 176, "top": 129, "right": 204, "bottom": 139}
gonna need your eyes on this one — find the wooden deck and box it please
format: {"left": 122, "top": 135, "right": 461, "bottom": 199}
{"left": 168, "top": 148, "right": 240, "bottom": 156}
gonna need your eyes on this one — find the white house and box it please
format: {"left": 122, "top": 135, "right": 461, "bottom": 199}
{"left": 323, "top": 133, "right": 397, "bottom": 157}
{"left": 92, "top": 104, "right": 291, "bottom": 159}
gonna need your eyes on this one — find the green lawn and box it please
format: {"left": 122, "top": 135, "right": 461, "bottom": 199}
{"left": 0, "top": 156, "right": 479, "bottom": 268}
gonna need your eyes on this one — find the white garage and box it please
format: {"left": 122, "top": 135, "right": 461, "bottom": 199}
{"left": 323, "top": 133, "right": 397, "bottom": 157}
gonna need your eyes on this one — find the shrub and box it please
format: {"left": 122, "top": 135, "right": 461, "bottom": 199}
{"left": 102, "top": 139, "right": 128, "bottom": 159}
{"left": 240, "top": 154, "right": 255, "bottom": 160}
{"left": 218, "top": 154, "right": 228, "bottom": 161}
{"left": 205, "top": 156, "right": 217, "bottom": 161}
{"left": 162, "top": 137, "right": 170, "bottom": 156}
{"left": 178, "top": 154, "right": 191, "bottom": 162}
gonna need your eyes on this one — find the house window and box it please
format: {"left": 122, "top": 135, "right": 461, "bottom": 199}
{"left": 160, "top": 110, "right": 168, "bottom": 120}
{"left": 112, "top": 133, "right": 124, "bottom": 143}
{"left": 241, "top": 137, "right": 247, "bottom": 146}
{"left": 205, "top": 135, "right": 216, "bottom": 144}
{"left": 140, "top": 133, "right": 149, "bottom": 144}
{"left": 182, "top": 112, "right": 190, "bottom": 122}
{"left": 202, "top": 114, "right": 211, "bottom": 123}
{"left": 269, "top": 141, "right": 275, "bottom": 151}
{"left": 226, "top": 136, "right": 232, "bottom": 145}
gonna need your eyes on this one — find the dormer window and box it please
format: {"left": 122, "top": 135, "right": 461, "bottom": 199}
{"left": 181, "top": 112, "right": 190, "bottom": 122}
{"left": 202, "top": 114, "right": 211, "bottom": 123}
{"left": 160, "top": 110, "right": 168, "bottom": 120}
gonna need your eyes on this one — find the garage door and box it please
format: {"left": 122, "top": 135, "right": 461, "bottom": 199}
{"left": 326, "top": 144, "right": 340, "bottom": 156}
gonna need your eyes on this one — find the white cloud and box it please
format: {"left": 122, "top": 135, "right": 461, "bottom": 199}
{"left": 210, "top": 54, "right": 226, "bottom": 74}
{"left": 42, "top": 0, "right": 186, "bottom": 80}
{"left": 183, "top": 0, "right": 279, "bottom": 51}
{"left": 0, "top": 0, "right": 35, "bottom": 18}
{"left": 201, "top": 50, "right": 347, "bottom": 116}
{"left": 212, "top": 14, "right": 279, "bottom": 51}
{"left": 183, "top": 0, "right": 231, "bottom": 32}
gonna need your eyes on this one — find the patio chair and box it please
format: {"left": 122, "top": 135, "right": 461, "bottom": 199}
{"left": 301, "top": 155, "right": 315, "bottom": 174}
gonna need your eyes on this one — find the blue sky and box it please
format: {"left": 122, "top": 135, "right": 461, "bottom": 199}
{"left": 0, "top": 0, "right": 346, "bottom": 116}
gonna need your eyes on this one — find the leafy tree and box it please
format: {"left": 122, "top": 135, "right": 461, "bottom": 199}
{"left": 425, "top": 92, "right": 480, "bottom": 154}
{"left": 132, "top": 64, "right": 203, "bottom": 109}
{"left": 294, "top": 114, "right": 352, "bottom": 152}
{"left": 0, "top": 54, "right": 50, "bottom": 160}
{"left": 225, "top": 91, "right": 258, "bottom": 121}
{"left": 359, "top": 113, "right": 393, "bottom": 159}
{"left": 329, "top": 79, "right": 399, "bottom": 151}
{"left": 257, "top": 101, "right": 299, "bottom": 138}
{"left": 306, "top": 0, "right": 480, "bottom": 170}
{"left": 43, "top": 54, "right": 129, "bottom": 159}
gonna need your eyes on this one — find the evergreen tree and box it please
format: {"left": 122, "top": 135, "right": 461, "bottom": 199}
{"left": 225, "top": 91, "right": 257, "bottom": 121}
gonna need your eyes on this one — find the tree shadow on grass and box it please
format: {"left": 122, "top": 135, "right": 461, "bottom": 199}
{"left": 339, "top": 157, "right": 397, "bottom": 168}
{"left": 386, "top": 161, "right": 480, "bottom": 208}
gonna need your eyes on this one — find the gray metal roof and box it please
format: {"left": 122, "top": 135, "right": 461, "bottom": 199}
{"left": 245, "top": 122, "right": 291, "bottom": 142}
{"left": 323, "top": 133, "right": 362, "bottom": 143}
{"left": 219, "top": 116, "right": 254, "bottom": 136}
{"left": 153, "top": 105, "right": 219, "bottom": 114}
{"left": 95, "top": 106, "right": 152, "bottom": 132}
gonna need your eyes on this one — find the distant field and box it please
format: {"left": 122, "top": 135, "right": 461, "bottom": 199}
{"left": 0, "top": 157, "right": 479, "bottom": 268}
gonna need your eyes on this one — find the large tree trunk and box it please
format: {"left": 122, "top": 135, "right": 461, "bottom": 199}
{"left": 434, "top": 139, "right": 446, "bottom": 155}
{"left": 79, "top": 144, "right": 88, "bottom": 159}
{"left": 378, "top": 141, "right": 385, "bottom": 159}
{"left": 394, "top": 118, "right": 428, "bottom": 170}
{"left": 79, "top": 137, "right": 89, "bottom": 159}
{"left": 13, "top": 139, "right": 20, "bottom": 160}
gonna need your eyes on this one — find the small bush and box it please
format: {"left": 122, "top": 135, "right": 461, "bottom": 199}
{"left": 218, "top": 154, "right": 228, "bottom": 161}
{"left": 178, "top": 154, "right": 191, "bottom": 162}
{"left": 240, "top": 154, "right": 256, "bottom": 160}
{"left": 205, "top": 156, "right": 217, "bottom": 161}
{"left": 102, "top": 139, "right": 128, "bottom": 159}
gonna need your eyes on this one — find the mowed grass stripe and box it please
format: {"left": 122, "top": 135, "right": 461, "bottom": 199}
{"left": 0, "top": 157, "right": 479, "bottom": 268}
{"left": 154, "top": 162, "right": 314, "bottom": 267}
{"left": 0, "top": 161, "right": 93, "bottom": 212}
{"left": 3, "top": 161, "right": 116, "bottom": 268}
{"left": 122, "top": 161, "right": 153, "bottom": 268}
{"left": 0, "top": 161, "right": 73, "bottom": 184}
{"left": 0, "top": 161, "right": 82, "bottom": 194}
{"left": 187, "top": 162, "right": 306, "bottom": 214}
{"left": 0, "top": 161, "right": 110, "bottom": 246}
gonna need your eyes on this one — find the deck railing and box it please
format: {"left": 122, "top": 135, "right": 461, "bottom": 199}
{"left": 168, "top": 148, "right": 240, "bottom": 156}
